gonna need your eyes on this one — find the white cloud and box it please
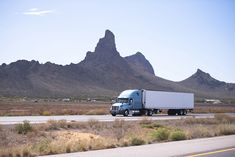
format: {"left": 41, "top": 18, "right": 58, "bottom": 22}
{"left": 29, "top": 8, "right": 39, "bottom": 12}
{"left": 23, "top": 8, "right": 55, "bottom": 16}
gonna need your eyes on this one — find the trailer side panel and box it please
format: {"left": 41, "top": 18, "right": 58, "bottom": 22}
{"left": 144, "top": 90, "right": 194, "bottom": 109}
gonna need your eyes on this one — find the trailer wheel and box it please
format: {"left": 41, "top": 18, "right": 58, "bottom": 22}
{"left": 123, "top": 110, "right": 129, "bottom": 117}
{"left": 179, "top": 109, "right": 184, "bottom": 116}
{"left": 147, "top": 110, "right": 153, "bottom": 116}
{"left": 183, "top": 110, "right": 187, "bottom": 115}
{"left": 168, "top": 109, "right": 174, "bottom": 116}
{"left": 139, "top": 110, "right": 145, "bottom": 116}
{"left": 167, "top": 110, "right": 171, "bottom": 115}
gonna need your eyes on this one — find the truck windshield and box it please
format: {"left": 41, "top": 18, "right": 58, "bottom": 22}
{"left": 117, "top": 98, "right": 129, "bottom": 103}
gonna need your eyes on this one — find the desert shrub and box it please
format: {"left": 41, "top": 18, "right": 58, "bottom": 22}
{"left": 58, "top": 120, "right": 68, "bottom": 129}
{"left": 112, "top": 119, "right": 128, "bottom": 141}
{"left": 152, "top": 128, "right": 170, "bottom": 141}
{"left": 41, "top": 111, "right": 51, "bottom": 116}
{"left": 16, "top": 153, "right": 21, "bottom": 157}
{"left": 214, "top": 114, "right": 235, "bottom": 124}
{"left": 46, "top": 120, "right": 59, "bottom": 130}
{"left": 72, "top": 122, "right": 87, "bottom": 129}
{"left": 15, "top": 121, "right": 32, "bottom": 134}
{"left": 185, "top": 126, "right": 213, "bottom": 139}
{"left": 142, "top": 123, "right": 163, "bottom": 129}
{"left": 169, "top": 130, "right": 186, "bottom": 141}
{"left": 113, "top": 119, "right": 125, "bottom": 128}
{"left": 0, "top": 153, "right": 13, "bottom": 157}
{"left": 87, "top": 119, "right": 100, "bottom": 129}
{"left": 66, "top": 146, "right": 71, "bottom": 153}
{"left": 32, "top": 138, "right": 51, "bottom": 153}
{"left": 139, "top": 117, "right": 153, "bottom": 125}
{"left": 8, "top": 153, "right": 13, "bottom": 157}
{"left": 216, "top": 124, "right": 235, "bottom": 135}
{"left": 22, "top": 149, "right": 32, "bottom": 157}
{"left": 184, "top": 118, "right": 217, "bottom": 125}
{"left": 85, "top": 109, "right": 108, "bottom": 115}
{"left": 131, "top": 137, "right": 145, "bottom": 146}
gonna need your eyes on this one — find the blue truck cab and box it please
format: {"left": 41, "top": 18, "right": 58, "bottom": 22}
{"left": 110, "top": 89, "right": 143, "bottom": 116}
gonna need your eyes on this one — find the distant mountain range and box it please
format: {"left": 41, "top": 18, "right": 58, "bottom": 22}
{"left": 0, "top": 30, "right": 235, "bottom": 99}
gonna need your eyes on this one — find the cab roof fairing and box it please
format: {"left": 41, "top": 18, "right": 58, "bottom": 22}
{"left": 117, "top": 89, "right": 140, "bottom": 99}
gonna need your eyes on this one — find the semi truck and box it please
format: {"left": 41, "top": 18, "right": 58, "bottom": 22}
{"left": 110, "top": 89, "right": 194, "bottom": 116}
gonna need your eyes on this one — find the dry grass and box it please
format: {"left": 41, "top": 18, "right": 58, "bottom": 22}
{"left": 0, "top": 99, "right": 110, "bottom": 116}
{"left": 194, "top": 103, "right": 235, "bottom": 113}
{"left": 0, "top": 98, "right": 235, "bottom": 117}
{"left": 0, "top": 114, "right": 235, "bottom": 156}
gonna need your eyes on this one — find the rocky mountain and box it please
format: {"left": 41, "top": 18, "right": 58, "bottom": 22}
{"left": 180, "top": 69, "right": 235, "bottom": 98}
{"left": 0, "top": 30, "right": 234, "bottom": 99}
{"left": 125, "top": 52, "right": 155, "bottom": 75}
{"left": 0, "top": 30, "right": 174, "bottom": 97}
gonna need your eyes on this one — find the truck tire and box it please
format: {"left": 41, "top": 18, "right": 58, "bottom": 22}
{"left": 111, "top": 113, "right": 116, "bottom": 116}
{"left": 167, "top": 110, "right": 172, "bottom": 115}
{"left": 179, "top": 109, "right": 184, "bottom": 116}
{"left": 123, "top": 110, "right": 129, "bottom": 117}
{"left": 139, "top": 110, "right": 145, "bottom": 116}
{"left": 147, "top": 110, "right": 153, "bottom": 116}
{"left": 168, "top": 109, "right": 176, "bottom": 116}
{"left": 183, "top": 110, "right": 187, "bottom": 115}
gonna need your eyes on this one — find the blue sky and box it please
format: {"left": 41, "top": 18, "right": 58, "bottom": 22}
{"left": 1, "top": 0, "right": 235, "bottom": 82}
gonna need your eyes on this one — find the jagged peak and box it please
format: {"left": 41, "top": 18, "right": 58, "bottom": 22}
{"left": 194, "top": 69, "right": 211, "bottom": 78}
{"left": 135, "top": 52, "right": 145, "bottom": 57}
{"left": 196, "top": 68, "right": 206, "bottom": 74}
{"left": 126, "top": 52, "right": 145, "bottom": 59}
{"left": 9, "top": 60, "right": 39, "bottom": 66}
{"left": 182, "top": 68, "right": 226, "bottom": 85}
{"left": 104, "top": 29, "right": 114, "bottom": 39}
{"left": 94, "top": 30, "right": 117, "bottom": 54}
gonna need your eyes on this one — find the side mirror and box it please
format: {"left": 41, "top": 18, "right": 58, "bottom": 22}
{"left": 111, "top": 99, "right": 116, "bottom": 104}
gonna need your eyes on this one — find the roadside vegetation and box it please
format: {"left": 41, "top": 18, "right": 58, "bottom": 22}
{"left": 0, "top": 114, "right": 235, "bottom": 156}
{"left": 0, "top": 99, "right": 110, "bottom": 116}
{"left": 0, "top": 98, "right": 235, "bottom": 116}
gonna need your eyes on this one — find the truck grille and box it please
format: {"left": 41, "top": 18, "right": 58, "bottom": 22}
{"left": 112, "top": 106, "right": 119, "bottom": 110}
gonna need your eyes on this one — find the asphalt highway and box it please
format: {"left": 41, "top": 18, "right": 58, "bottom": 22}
{"left": 1, "top": 113, "right": 234, "bottom": 125}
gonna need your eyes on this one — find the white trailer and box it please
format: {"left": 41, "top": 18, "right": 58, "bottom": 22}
{"left": 143, "top": 90, "right": 194, "bottom": 115}
{"left": 143, "top": 90, "right": 194, "bottom": 109}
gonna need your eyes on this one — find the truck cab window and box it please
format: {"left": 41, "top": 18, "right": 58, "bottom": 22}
{"left": 117, "top": 98, "right": 129, "bottom": 103}
{"left": 129, "top": 98, "right": 133, "bottom": 104}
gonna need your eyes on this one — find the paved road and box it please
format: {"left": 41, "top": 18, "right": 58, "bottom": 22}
{"left": 0, "top": 113, "right": 218, "bottom": 124}
{"left": 186, "top": 147, "right": 235, "bottom": 157}
{"left": 41, "top": 135, "right": 235, "bottom": 157}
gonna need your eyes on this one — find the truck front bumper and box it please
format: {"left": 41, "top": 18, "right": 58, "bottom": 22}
{"left": 110, "top": 109, "right": 125, "bottom": 115}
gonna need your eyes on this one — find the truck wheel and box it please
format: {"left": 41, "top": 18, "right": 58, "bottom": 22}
{"left": 168, "top": 109, "right": 176, "bottom": 116}
{"left": 147, "top": 110, "right": 153, "bottom": 116}
{"left": 123, "top": 110, "right": 129, "bottom": 117}
{"left": 111, "top": 113, "right": 116, "bottom": 116}
{"left": 179, "top": 109, "right": 184, "bottom": 116}
{"left": 167, "top": 110, "right": 171, "bottom": 115}
{"left": 183, "top": 110, "right": 187, "bottom": 115}
{"left": 140, "top": 110, "right": 145, "bottom": 116}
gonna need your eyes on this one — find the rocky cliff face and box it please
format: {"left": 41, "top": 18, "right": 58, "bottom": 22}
{"left": 80, "top": 30, "right": 129, "bottom": 72}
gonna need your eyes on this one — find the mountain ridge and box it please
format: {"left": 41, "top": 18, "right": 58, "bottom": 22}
{"left": 0, "top": 30, "right": 234, "bottom": 99}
